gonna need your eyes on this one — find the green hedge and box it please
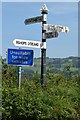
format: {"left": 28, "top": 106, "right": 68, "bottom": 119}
{"left": 2, "top": 74, "right": 80, "bottom": 120}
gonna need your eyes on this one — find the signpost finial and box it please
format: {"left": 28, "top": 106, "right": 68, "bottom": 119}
{"left": 41, "top": 4, "right": 48, "bottom": 14}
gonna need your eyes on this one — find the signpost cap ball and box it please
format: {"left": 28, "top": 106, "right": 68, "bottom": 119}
{"left": 41, "top": 4, "right": 48, "bottom": 14}
{"left": 65, "top": 27, "right": 69, "bottom": 32}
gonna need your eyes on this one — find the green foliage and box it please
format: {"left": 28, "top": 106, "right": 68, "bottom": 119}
{"left": 2, "top": 59, "right": 80, "bottom": 120}
{"left": 7, "top": 56, "right": 79, "bottom": 77}
{"left": 2, "top": 72, "right": 80, "bottom": 120}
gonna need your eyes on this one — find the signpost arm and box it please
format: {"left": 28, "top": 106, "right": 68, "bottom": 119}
{"left": 41, "top": 4, "right": 48, "bottom": 87}
{"left": 18, "top": 66, "right": 21, "bottom": 90}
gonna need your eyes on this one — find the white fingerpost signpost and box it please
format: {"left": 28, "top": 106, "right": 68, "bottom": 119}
{"left": 40, "top": 4, "right": 48, "bottom": 87}
{"left": 12, "top": 4, "right": 69, "bottom": 88}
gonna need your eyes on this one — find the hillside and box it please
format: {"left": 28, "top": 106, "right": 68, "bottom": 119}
{"left": 21, "top": 56, "right": 79, "bottom": 78}
{"left": 2, "top": 56, "right": 79, "bottom": 79}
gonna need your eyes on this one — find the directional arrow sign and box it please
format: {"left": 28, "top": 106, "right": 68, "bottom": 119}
{"left": 44, "top": 24, "right": 69, "bottom": 32}
{"left": 24, "top": 16, "right": 43, "bottom": 25}
{"left": 46, "top": 31, "right": 58, "bottom": 39}
{"left": 13, "top": 39, "right": 46, "bottom": 49}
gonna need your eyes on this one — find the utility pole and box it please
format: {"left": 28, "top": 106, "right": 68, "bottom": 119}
{"left": 41, "top": 4, "right": 48, "bottom": 87}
